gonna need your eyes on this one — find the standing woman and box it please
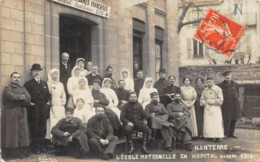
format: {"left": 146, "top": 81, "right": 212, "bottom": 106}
{"left": 120, "top": 69, "right": 135, "bottom": 92}
{"left": 75, "top": 58, "right": 88, "bottom": 77}
{"left": 46, "top": 68, "right": 66, "bottom": 140}
{"left": 67, "top": 66, "right": 81, "bottom": 108}
{"left": 138, "top": 77, "right": 158, "bottom": 109}
{"left": 100, "top": 78, "right": 121, "bottom": 120}
{"left": 73, "top": 77, "right": 94, "bottom": 110}
{"left": 181, "top": 77, "right": 198, "bottom": 138}
{"left": 194, "top": 77, "right": 205, "bottom": 138}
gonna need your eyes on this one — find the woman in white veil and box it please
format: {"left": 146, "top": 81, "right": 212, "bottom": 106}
{"left": 73, "top": 77, "right": 94, "bottom": 110}
{"left": 67, "top": 66, "right": 81, "bottom": 108}
{"left": 46, "top": 68, "right": 66, "bottom": 140}
{"left": 100, "top": 78, "right": 121, "bottom": 121}
{"left": 120, "top": 69, "right": 134, "bottom": 92}
{"left": 75, "top": 58, "right": 88, "bottom": 77}
{"left": 138, "top": 77, "right": 159, "bottom": 109}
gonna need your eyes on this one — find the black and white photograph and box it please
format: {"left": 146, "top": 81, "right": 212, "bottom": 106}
{"left": 0, "top": 0, "right": 260, "bottom": 161}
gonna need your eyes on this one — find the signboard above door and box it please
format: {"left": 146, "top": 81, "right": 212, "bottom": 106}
{"left": 51, "top": 0, "right": 111, "bottom": 18}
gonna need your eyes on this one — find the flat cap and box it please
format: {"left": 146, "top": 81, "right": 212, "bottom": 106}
{"left": 223, "top": 71, "right": 231, "bottom": 76}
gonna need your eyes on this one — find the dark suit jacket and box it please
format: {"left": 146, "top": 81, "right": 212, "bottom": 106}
{"left": 60, "top": 63, "right": 71, "bottom": 96}
{"left": 24, "top": 78, "right": 51, "bottom": 104}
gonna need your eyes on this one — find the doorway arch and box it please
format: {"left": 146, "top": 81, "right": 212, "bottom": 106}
{"left": 45, "top": 1, "right": 108, "bottom": 76}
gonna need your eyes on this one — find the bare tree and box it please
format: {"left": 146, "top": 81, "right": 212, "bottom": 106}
{"left": 178, "top": 0, "right": 203, "bottom": 33}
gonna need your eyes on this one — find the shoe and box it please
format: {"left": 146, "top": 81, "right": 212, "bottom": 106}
{"left": 229, "top": 135, "right": 238, "bottom": 138}
{"left": 107, "top": 153, "right": 114, "bottom": 159}
{"left": 141, "top": 142, "right": 149, "bottom": 154}
{"left": 128, "top": 141, "right": 134, "bottom": 154}
{"left": 100, "top": 153, "right": 110, "bottom": 160}
{"left": 165, "top": 147, "right": 173, "bottom": 152}
{"left": 185, "top": 144, "right": 192, "bottom": 151}
{"left": 34, "top": 149, "right": 41, "bottom": 154}
{"left": 214, "top": 138, "right": 220, "bottom": 142}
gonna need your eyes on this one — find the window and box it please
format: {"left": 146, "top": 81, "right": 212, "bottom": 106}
{"left": 133, "top": 33, "right": 143, "bottom": 70}
{"left": 155, "top": 26, "right": 163, "bottom": 80}
{"left": 133, "top": 18, "right": 145, "bottom": 71}
{"left": 193, "top": 39, "right": 204, "bottom": 58}
{"left": 155, "top": 41, "right": 162, "bottom": 79}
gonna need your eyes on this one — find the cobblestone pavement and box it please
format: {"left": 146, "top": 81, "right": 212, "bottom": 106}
{"left": 1, "top": 128, "right": 260, "bottom": 162}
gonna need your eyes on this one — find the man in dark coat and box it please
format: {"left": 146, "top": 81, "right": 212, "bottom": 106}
{"left": 167, "top": 93, "right": 192, "bottom": 151}
{"left": 161, "top": 75, "right": 181, "bottom": 107}
{"left": 134, "top": 70, "right": 145, "bottom": 97}
{"left": 102, "top": 66, "right": 118, "bottom": 90}
{"left": 24, "top": 64, "right": 51, "bottom": 154}
{"left": 120, "top": 92, "right": 150, "bottom": 154}
{"left": 133, "top": 63, "right": 139, "bottom": 80}
{"left": 60, "top": 52, "right": 71, "bottom": 99}
{"left": 86, "top": 65, "right": 102, "bottom": 86}
{"left": 154, "top": 69, "right": 169, "bottom": 102}
{"left": 218, "top": 71, "right": 241, "bottom": 138}
{"left": 1, "top": 72, "right": 31, "bottom": 159}
{"left": 51, "top": 108, "right": 89, "bottom": 158}
{"left": 87, "top": 107, "right": 118, "bottom": 160}
{"left": 145, "top": 92, "right": 175, "bottom": 152}
{"left": 92, "top": 79, "right": 121, "bottom": 136}
{"left": 115, "top": 80, "right": 130, "bottom": 110}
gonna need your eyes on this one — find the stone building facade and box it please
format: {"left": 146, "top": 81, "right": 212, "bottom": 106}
{"left": 0, "top": 0, "right": 179, "bottom": 93}
{"left": 178, "top": 0, "right": 260, "bottom": 65}
{"left": 177, "top": 0, "right": 260, "bottom": 117}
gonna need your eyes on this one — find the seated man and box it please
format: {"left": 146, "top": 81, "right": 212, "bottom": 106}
{"left": 145, "top": 92, "right": 175, "bottom": 152}
{"left": 87, "top": 107, "right": 118, "bottom": 160}
{"left": 166, "top": 93, "right": 192, "bottom": 151}
{"left": 51, "top": 108, "right": 89, "bottom": 158}
{"left": 115, "top": 80, "right": 130, "bottom": 110}
{"left": 120, "top": 92, "right": 150, "bottom": 154}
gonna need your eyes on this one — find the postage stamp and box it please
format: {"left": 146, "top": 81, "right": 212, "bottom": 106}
{"left": 194, "top": 8, "right": 246, "bottom": 58}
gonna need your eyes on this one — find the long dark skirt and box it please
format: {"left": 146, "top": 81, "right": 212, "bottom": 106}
{"left": 195, "top": 99, "right": 204, "bottom": 137}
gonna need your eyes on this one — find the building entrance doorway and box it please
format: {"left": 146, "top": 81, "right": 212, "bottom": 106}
{"left": 59, "top": 15, "right": 92, "bottom": 67}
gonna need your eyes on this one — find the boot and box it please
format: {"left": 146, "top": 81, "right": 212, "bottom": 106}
{"left": 128, "top": 141, "right": 134, "bottom": 154}
{"left": 142, "top": 133, "right": 149, "bottom": 154}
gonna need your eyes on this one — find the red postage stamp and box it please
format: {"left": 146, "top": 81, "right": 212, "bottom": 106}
{"left": 194, "top": 8, "right": 246, "bottom": 58}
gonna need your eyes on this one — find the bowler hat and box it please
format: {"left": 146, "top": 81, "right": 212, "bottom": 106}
{"left": 159, "top": 69, "right": 166, "bottom": 73}
{"left": 223, "top": 71, "right": 231, "bottom": 76}
{"left": 31, "top": 64, "right": 42, "bottom": 71}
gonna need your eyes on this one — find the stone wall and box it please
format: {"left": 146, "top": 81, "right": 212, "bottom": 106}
{"left": 179, "top": 64, "right": 260, "bottom": 86}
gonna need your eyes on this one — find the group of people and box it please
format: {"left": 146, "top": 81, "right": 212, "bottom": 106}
{"left": 1, "top": 52, "right": 241, "bottom": 160}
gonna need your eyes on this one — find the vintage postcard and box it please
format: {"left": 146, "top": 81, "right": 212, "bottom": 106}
{"left": 0, "top": 0, "right": 260, "bottom": 162}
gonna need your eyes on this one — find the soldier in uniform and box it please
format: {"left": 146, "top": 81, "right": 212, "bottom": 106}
{"left": 145, "top": 92, "right": 175, "bottom": 152}
{"left": 167, "top": 93, "right": 193, "bottom": 151}
{"left": 218, "top": 71, "right": 241, "bottom": 138}
{"left": 51, "top": 108, "right": 89, "bottom": 158}
{"left": 120, "top": 92, "right": 150, "bottom": 154}
{"left": 87, "top": 107, "right": 118, "bottom": 160}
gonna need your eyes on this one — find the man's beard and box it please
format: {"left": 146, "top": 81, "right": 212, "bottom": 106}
{"left": 129, "top": 100, "right": 136, "bottom": 103}
{"left": 96, "top": 114, "right": 106, "bottom": 120}
{"left": 107, "top": 73, "right": 112, "bottom": 77}
{"left": 174, "top": 99, "right": 180, "bottom": 103}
